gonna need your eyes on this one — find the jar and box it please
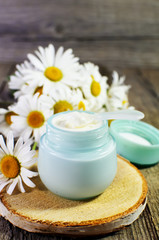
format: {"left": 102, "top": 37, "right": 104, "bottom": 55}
{"left": 38, "top": 111, "right": 117, "bottom": 200}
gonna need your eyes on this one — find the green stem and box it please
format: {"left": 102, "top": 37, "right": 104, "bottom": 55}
{"left": 32, "top": 142, "right": 38, "bottom": 150}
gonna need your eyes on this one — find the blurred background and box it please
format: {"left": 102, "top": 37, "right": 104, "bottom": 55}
{"left": 0, "top": 0, "right": 159, "bottom": 68}
{"left": 0, "top": 0, "right": 158, "bottom": 126}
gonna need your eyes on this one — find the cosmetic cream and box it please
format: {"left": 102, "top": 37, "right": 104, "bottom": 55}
{"left": 52, "top": 111, "right": 102, "bottom": 131}
{"left": 119, "top": 132, "right": 151, "bottom": 146}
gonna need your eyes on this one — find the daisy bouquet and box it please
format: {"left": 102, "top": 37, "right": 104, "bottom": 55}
{"left": 0, "top": 44, "right": 133, "bottom": 194}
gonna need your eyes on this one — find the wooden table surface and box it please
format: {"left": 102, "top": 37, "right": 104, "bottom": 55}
{"left": 0, "top": 0, "right": 159, "bottom": 239}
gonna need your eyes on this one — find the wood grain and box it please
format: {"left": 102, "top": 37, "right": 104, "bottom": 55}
{"left": 0, "top": 0, "right": 159, "bottom": 67}
{"left": 1, "top": 38, "right": 159, "bottom": 68}
{"left": 1, "top": 0, "right": 159, "bottom": 38}
{"left": 140, "top": 70, "right": 159, "bottom": 97}
{"left": 141, "top": 164, "right": 159, "bottom": 236}
{"left": 116, "top": 69, "right": 159, "bottom": 128}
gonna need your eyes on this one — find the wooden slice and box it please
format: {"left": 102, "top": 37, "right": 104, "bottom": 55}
{"left": 0, "top": 155, "right": 147, "bottom": 237}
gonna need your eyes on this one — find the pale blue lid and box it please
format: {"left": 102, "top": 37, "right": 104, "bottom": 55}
{"left": 110, "top": 120, "right": 159, "bottom": 166}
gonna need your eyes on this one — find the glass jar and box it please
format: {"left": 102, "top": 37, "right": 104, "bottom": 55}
{"left": 38, "top": 111, "right": 117, "bottom": 200}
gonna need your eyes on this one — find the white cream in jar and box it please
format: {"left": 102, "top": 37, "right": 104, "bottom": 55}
{"left": 52, "top": 111, "right": 103, "bottom": 131}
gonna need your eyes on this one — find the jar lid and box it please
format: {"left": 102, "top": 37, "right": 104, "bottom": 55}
{"left": 110, "top": 120, "right": 159, "bottom": 166}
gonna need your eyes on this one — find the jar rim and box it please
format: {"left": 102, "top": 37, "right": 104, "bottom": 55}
{"left": 47, "top": 110, "right": 108, "bottom": 134}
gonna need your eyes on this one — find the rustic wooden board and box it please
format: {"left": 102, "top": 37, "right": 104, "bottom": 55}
{"left": 0, "top": 156, "right": 147, "bottom": 237}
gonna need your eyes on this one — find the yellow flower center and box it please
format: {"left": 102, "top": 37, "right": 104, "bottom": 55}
{"left": 122, "top": 100, "right": 128, "bottom": 105}
{"left": 78, "top": 101, "right": 86, "bottom": 111}
{"left": 0, "top": 155, "right": 20, "bottom": 179}
{"left": 27, "top": 111, "right": 45, "bottom": 128}
{"left": 44, "top": 67, "right": 63, "bottom": 82}
{"left": 90, "top": 75, "right": 101, "bottom": 97}
{"left": 54, "top": 101, "right": 73, "bottom": 114}
{"left": 34, "top": 86, "right": 43, "bottom": 96}
{"left": 5, "top": 112, "right": 18, "bottom": 125}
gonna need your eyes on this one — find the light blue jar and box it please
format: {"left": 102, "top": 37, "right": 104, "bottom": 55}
{"left": 38, "top": 111, "right": 117, "bottom": 200}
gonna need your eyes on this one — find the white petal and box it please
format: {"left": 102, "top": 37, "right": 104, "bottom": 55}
{"left": 21, "top": 174, "right": 36, "bottom": 188}
{"left": 0, "top": 135, "right": 9, "bottom": 154}
{"left": 21, "top": 167, "right": 38, "bottom": 178}
{"left": 35, "top": 50, "right": 48, "bottom": 69}
{"left": 6, "top": 131, "right": 14, "bottom": 155}
{"left": 0, "top": 108, "right": 7, "bottom": 114}
{"left": 18, "top": 149, "right": 35, "bottom": 164}
{"left": 18, "top": 176, "right": 25, "bottom": 193}
{"left": 0, "top": 148, "right": 5, "bottom": 159}
{"left": 21, "top": 128, "right": 32, "bottom": 142}
{"left": 38, "top": 95, "right": 54, "bottom": 109}
{"left": 45, "top": 44, "right": 55, "bottom": 66}
{"left": 33, "top": 129, "right": 41, "bottom": 143}
{"left": 0, "top": 121, "right": 8, "bottom": 131}
{"left": 0, "top": 174, "right": 8, "bottom": 184}
{"left": 14, "top": 137, "right": 32, "bottom": 159}
{"left": 0, "top": 174, "right": 7, "bottom": 180}
{"left": 22, "top": 137, "right": 33, "bottom": 148}
{"left": 112, "top": 71, "right": 119, "bottom": 85}
{"left": 0, "top": 179, "right": 12, "bottom": 192}
{"left": 27, "top": 54, "right": 45, "bottom": 71}
{"left": 21, "top": 150, "right": 36, "bottom": 162}
{"left": 119, "top": 75, "right": 126, "bottom": 84}
{"left": 13, "top": 137, "right": 23, "bottom": 156}
{"left": 31, "top": 93, "right": 39, "bottom": 110}
{"left": 22, "top": 158, "right": 37, "bottom": 167}
{"left": 0, "top": 115, "right": 5, "bottom": 123}
{"left": 37, "top": 46, "right": 50, "bottom": 67}
{"left": 7, "top": 178, "right": 18, "bottom": 195}
{"left": 11, "top": 116, "right": 27, "bottom": 129}
{"left": 16, "top": 148, "right": 30, "bottom": 161}
{"left": 17, "top": 140, "right": 31, "bottom": 153}
{"left": 11, "top": 103, "right": 28, "bottom": 117}
{"left": 13, "top": 128, "right": 31, "bottom": 143}
{"left": 55, "top": 46, "right": 64, "bottom": 65}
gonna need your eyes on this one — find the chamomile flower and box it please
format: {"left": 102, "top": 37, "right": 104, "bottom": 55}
{"left": 10, "top": 93, "right": 52, "bottom": 143}
{"left": 71, "top": 89, "right": 95, "bottom": 112}
{"left": 9, "top": 61, "right": 33, "bottom": 98}
{"left": 0, "top": 107, "right": 18, "bottom": 137}
{"left": 108, "top": 71, "right": 131, "bottom": 100}
{"left": 76, "top": 97, "right": 91, "bottom": 112}
{"left": 106, "top": 97, "right": 129, "bottom": 111}
{"left": 19, "top": 82, "right": 44, "bottom": 97}
{"left": 40, "top": 88, "right": 91, "bottom": 114}
{"left": 0, "top": 131, "right": 38, "bottom": 195}
{"left": 106, "top": 71, "right": 133, "bottom": 111}
{"left": 80, "top": 62, "right": 108, "bottom": 109}
{"left": 22, "top": 44, "right": 81, "bottom": 97}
